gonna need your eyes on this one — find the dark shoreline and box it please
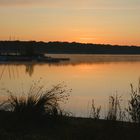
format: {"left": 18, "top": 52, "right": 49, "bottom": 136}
{"left": 0, "top": 111, "right": 139, "bottom": 140}
{"left": 1, "top": 41, "right": 140, "bottom": 55}
{"left": 0, "top": 55, "right": 70, "bottom": 63}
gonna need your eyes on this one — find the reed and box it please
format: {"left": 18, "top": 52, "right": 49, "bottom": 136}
{"left": 127, "top": 80, "right": 140, "bottom": 123}
{"left": 0, "top": 81, "right": 71, "bottom": 119}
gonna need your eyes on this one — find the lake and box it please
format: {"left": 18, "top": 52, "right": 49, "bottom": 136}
{"left": 0, "top": 54, "right": 140, "bottom": 117}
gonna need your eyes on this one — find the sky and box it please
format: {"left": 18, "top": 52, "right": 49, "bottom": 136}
{"left": 0, "top": 0, "right": 140, "bottom": 45}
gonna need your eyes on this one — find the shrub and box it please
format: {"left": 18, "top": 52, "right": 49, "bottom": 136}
{"left": 127, "top": 80, "right": 140, "bottom": 123}
{"left": 0, "top": 81, "right": 71, "bottom": 119}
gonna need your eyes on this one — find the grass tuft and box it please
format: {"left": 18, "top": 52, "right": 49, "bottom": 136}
{"left": 0, "top": 81, "right": 71, "bottom": 119}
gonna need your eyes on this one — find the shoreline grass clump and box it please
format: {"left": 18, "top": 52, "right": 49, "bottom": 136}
{"left": 106, "top": 94, "right": 126, "bottom": 121}
{"left": 0, "top": 81, "right": 71, "bottom": 119}
{"left": 127, "top": 80, "right": 140, "bottom": 123}
{"left": 89, "top": 99, "right": 101, "bottom": 120}
{"left": 106, "top": 94, "right": 119, "bottom": 121}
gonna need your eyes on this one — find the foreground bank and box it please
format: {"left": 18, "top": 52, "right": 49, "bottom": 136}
{"left": 0, "top": 111, "right": 139, "bottom": 140}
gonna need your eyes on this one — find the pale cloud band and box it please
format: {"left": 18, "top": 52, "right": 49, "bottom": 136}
{"left": 0, "top": 0, "right": 139, "bottom": 10}
{"left": 0, "top": 0, "right": 55, "bottom": 6}
{"left": 0, "top": 0, "right": 91, "bottom": 8}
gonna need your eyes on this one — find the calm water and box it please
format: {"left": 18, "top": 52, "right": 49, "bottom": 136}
{"left": 0, "top": 54, "right": 140, "bottom": 117}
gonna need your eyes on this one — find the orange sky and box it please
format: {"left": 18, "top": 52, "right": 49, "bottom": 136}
{"left": 0, "top": 0, "right": 140, "bottom": 46}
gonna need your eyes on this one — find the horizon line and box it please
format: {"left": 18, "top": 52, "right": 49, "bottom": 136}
{"left": 0, "top": 39, "right": 140, "bottom": 47}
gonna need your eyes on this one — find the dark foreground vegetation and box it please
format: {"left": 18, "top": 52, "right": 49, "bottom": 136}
{"left": 0, "top": 111, "right": 140, "bottom": 140}
{"left": 0, "top": 41, "right": 140, "bottom": 55}
{"left": 0, "top": 80, "right": 140, "bottom": 140}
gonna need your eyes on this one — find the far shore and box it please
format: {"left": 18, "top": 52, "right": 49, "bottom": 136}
{"left": 1, "top": 41, "right": 140, "bottom": 55}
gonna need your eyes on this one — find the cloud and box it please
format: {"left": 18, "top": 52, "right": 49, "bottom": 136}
{"left": 0, "top": 0, "right": 97, "bottom": 7}
{"left": 0, "top": 0, "right": 88, "bottom": 9}
{"left": 0, "top": 0, "right": 139, "bottom": 10}
{"left": 0, "top": 0, "right": 51, "bottom": 6}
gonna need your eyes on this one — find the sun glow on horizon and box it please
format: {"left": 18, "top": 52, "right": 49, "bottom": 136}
{"left": 0, "top": 0, "right": 140, "bottom": 46}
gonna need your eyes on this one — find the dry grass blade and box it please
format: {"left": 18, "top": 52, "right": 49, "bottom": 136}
{"left": 0, "top": 81, "right": 71, "bottom": 118}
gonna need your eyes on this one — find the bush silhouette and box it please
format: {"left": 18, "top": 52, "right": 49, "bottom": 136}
{"left": 0, "top": 81, "right": 70, "bottom": 119}
{"left": 127, "top": 80, "right": 140, "bottom": 123}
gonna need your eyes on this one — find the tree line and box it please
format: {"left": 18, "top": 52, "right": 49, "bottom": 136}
{"left": 0, "top": 41, "right": 140, "bottom": 54}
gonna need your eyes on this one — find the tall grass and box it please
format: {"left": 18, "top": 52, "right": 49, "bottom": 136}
{"left": 106, "top": 94, "right": 125, "bottom": 121}
{"left": 89, "top": 99, "right": 101, "bottom": 120}
{"left": 1, "top": 79, "right": 140, "bottom": 123}
{"left": 127, "top": 80, "right": 140, "bottom": 123}
{"left": 0, "top": 81, "right": 71, "bottom": 119}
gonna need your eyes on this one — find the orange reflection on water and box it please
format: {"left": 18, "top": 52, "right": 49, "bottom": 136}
{"left": 0, "top": 55, "right": 140, "bottom": 117}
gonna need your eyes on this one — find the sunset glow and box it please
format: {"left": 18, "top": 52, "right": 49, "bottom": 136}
{"left": 0, "top": 0, "right": 140, "bottom": 45}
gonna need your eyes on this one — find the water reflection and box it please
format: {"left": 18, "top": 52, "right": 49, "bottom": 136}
{"left": 0, "top": 54, "right": 140, "bottom": 117}
{"left": 1, "top": 55, "right": 140, "bottom": 78}
{"left": 0, "top": 64, "right": 33, "bottom": 79}
{"left": 48, "top": 54, "right": 140, "bottom": 65}
{"left": 25, "top": 63, "right": 34, "bottom": 76}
